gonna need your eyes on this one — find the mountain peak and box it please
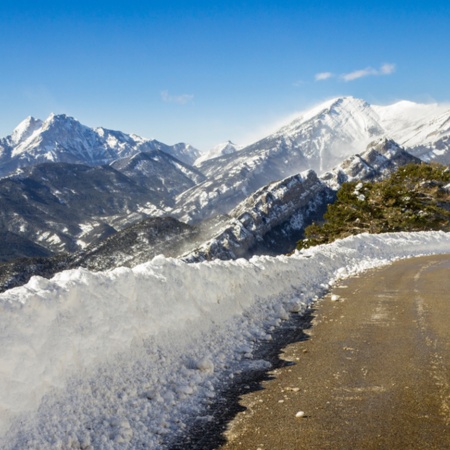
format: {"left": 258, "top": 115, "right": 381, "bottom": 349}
{"left": 44, "top": 113, "right": 77, "bottom": 125}
{"left": 276, "top": 96, "right": 371, "bottom": 134}
{"left": 194, "top": 140, "right": 241, "bottom": 166}
{"left": 319, "top": 96, "right": 371, "bottom": 115}
{"left": 10, "top": 116, "right": 43, "bottom": 145}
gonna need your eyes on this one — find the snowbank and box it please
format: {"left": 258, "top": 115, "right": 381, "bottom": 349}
{"left": 1, "top": 231, "right": 450, "bottom": 448}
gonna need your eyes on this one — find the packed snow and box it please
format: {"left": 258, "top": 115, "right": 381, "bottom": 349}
{"left": 1, "top": 231, "right": 450, "bottom": 448}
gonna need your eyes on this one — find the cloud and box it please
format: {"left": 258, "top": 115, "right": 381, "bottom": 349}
{"left": 341, "top": 63, "right": 396, "bottom": 82}
{"left": 315, "top": 72, "right": 334, "bottom": 81}
{"left": 379, "top": 63, "right": 396, "bottom": 75}
{"left": 293, "top": 80, "right": 306, "bottom": 87}
{"left": 160, "top": 90, "right": 194, "bottom": 105}
{"left": 341, "top": 67, "right": 377, "bottom": 81}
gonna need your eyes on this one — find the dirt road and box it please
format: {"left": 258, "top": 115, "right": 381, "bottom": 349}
{"left": 220, "top": 254, "right": 450, "bottom": 449}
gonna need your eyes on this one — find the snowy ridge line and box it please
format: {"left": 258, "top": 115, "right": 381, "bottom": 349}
{"left": 1, "top": 231, "right": 450, "bottom": 448}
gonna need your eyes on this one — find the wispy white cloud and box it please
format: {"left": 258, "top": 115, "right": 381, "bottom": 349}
{"left": 379, "top": 63, "right": 396, "bottom": 75}
{"left": 315, "top": 72, "right": 334, "bottom": 81}
{"left": 314, "top": 64, "right": 396, "bottom": 83}
{"left": 341, "top": 63, "right": 396, "bottom": 82}
{"left": 160, "top": 90, "right": 194, "bottom": 105}
{"left": 293, "top": 79, "right": 306, "bottom": 87}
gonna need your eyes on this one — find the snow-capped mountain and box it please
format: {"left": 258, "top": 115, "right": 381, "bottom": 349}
{"left": 171, "top": 97, "right": 450, "bottom": 224}
{"left": 266, "top": 97, "right": 386, "bottom": 173}
{"left": 201, "top": 97, "right": 384, "bottom": 176}
{"left": 194, "top": 140, "right": 242, "bottom": 166}
{"left": 0, "top": 114, "right": 200, "bottom": 177}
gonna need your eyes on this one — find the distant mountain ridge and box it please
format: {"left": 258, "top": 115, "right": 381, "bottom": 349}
{"left": 0, "top": 113, "right": 200, "bottom": 178}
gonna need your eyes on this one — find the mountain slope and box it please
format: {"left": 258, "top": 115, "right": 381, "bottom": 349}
{"left": 194, "top": 141, "right": 242, "bottom": 166}
{"left": 67, "top": 217, "right": 197, "bottom": 271}
{"left": 182, "top": 139, "right": 420, "bottom": 263}
{"left": 0, "top": 162, "right": 165, "bottom": 256}
{"left": 182, "top": 170, "right": 334, "bottom": 262}
{"left": 373, "top": 101, "right": 450, "bottom": 164}
{"left": 110, "top": 150, "right": 206, "bottom": 201}
{"left": 201, "top": 97, "right": 385, "bottom": 178}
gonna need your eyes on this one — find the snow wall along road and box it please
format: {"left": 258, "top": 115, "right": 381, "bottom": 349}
{"left": 1, "top": 231, "right": 450, "bottom": 449}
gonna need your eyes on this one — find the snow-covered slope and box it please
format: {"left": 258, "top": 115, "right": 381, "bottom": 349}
{"left": 201, "top": 97, "right": 385, "bottom": 177}
{"left": 1, "top": 232, "right": 450, "bottom": 448}
{"left": 0, "top": 114, "right": 200, "bottom": 177}
{"left": 373, "top": 101, "right": 450, "bottom": 164}
{"left": 194, "top": 140, "right": 242, "bottom": 166}
{"left": 268, "top": 97, "right": 385, "bottom": 173}
{"left": 8, "top": 116, "right": 43, "bottom": 145}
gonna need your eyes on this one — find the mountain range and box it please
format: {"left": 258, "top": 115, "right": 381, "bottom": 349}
{"left": 1, "top": 96, "right": 449, "bottom": 290}
{"left": 0, "top": 113, "right": 200, "bottom": 178}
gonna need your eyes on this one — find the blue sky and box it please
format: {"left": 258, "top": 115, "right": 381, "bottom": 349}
{"left": 1, "top": 0, "right": 449, "bottom": 151}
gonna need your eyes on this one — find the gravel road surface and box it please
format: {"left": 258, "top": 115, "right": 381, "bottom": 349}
{"left": 220, "top": 254, "right": 450, "bottom": 449}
